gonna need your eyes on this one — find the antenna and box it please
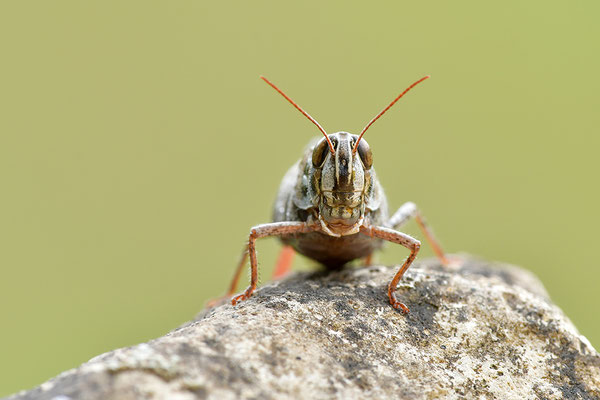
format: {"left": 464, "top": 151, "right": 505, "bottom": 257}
{"left": 261, "top": 76, "right": 335, "bottom": 155}
{"left": 353, "top": 76, "right": 430, "bottom": 154}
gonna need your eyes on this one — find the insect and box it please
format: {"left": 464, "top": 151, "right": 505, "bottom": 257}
{"left": 216, "top": 75, "right": 450, "bottom": 313}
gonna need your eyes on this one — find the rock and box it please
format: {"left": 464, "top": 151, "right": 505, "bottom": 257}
{"left": 5, "top": 256, "right": 600, "bottom": 399}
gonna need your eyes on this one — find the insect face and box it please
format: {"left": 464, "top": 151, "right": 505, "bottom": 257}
{"left": 313, "top": 132, "right": 373, "bottom": 236}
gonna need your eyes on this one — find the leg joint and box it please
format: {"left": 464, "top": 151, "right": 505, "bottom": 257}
{"left": 404, "top": 201, "right": 417, "bottom": 211}
{"left": 249, "top": 227, "right": 259, "bottom": 240}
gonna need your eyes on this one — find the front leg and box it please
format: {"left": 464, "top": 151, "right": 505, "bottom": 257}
{"left": 360, "top": 225, "right": 420, "bottom": 313}
{"left": 231, "top": 221, "right": 316, "bottom": 305}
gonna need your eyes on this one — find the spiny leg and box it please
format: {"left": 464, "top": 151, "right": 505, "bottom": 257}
{"left": 272, "top": 245, "right": 295, "bottom": 280}
{"left": 363, "top": 252, "right": 374, "bottom": 267}
{"left": 389, "top": 201, "right": 449, "bottom": 265}
{"left": 360, "top": 225, "right": 420, "bottom": 313}
{"left": 231, "top": 222, "right": 316, "bottom": 305}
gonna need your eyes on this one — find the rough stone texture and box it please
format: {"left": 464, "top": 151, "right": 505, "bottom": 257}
{"left": 6, "top": 256, "right": 600, "bottom": 400}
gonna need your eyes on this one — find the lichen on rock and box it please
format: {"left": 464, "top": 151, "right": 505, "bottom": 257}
{"left": 6, "top": 256, "right": 600, "bottom": 399}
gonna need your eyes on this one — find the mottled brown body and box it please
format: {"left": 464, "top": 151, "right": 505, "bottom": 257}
{"left": 212, "top": 75, "right": 450, "bottom": 313}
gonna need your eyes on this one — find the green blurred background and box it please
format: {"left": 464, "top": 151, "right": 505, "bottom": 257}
{"left": 1, "top": 1, "right": 599, "bottom": 396}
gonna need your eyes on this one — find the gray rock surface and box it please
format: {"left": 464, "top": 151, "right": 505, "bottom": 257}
{"left": 6, "top": 256, "right": 600, "bottom": 399}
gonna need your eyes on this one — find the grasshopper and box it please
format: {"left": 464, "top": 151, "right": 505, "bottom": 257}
{"left": 218, "top": 76, "right": 449, "bottom": 313}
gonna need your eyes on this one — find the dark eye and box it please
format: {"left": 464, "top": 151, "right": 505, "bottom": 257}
{"left": 357, "top": 140, "right": 373, "bottom": 169}
{"left": 312, "top": 137, "right": 330, "bottom": 167}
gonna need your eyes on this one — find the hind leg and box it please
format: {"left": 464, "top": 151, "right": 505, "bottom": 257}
{"left": 389, "top": 202, "right": 449, "bottom": 266}
{"left": 205, "top": 250, "right": 249, "bottom": 308}
{"left": 272, "top": 245, "right": 295, "bottom": 279}
{"left": 363, "top": 252, "right": 374, "bottom": 267}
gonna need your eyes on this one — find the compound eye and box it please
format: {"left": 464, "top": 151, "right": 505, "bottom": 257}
{"left": 312, "top": 137, "right": 330, "bottom": 167}
{"left": 356, "top": 140, "right": 373, "bottom": 169}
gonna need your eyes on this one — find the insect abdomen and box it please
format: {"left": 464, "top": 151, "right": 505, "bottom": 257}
{"left": 281, "top": 231, "right": 382, "bottom": 268}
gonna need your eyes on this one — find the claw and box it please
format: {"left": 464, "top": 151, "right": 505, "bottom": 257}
{"left": 231, "top": 294, "right": 244, "bottom": 306}
{"left": 391, "top": 300, "right": 410, "bottom": 314}
{"left": 231, "top": 289, "right": 253, "bottom": 306}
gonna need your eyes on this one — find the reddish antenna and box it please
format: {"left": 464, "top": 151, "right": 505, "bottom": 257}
{"left": 352, "top": 75, "right": 430, "bottom": 154}
{"left": 261, "top": 76, "right": 335, "bottom": 155}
